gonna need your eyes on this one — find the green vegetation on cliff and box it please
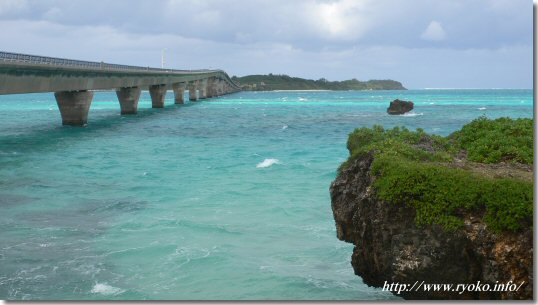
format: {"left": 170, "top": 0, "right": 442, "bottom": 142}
{"left": 231, "top": 74, "right": 406, "bottom": 91}
{"left": 451, "top": 117, "right": 533, "bottom": 164}
{"left": 341, "top": 117, "right": 533, "bottom": 232}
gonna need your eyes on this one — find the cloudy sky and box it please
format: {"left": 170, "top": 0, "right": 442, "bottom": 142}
{"left": 0, "top": 0, "right": 533, "bottom": 88}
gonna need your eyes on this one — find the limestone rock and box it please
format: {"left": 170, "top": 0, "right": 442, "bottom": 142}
{"left": 387, "top": 99, "right": 414, "bottom": 115}
{"left": 329, "top": 155, "right": 533, "bottom": 300}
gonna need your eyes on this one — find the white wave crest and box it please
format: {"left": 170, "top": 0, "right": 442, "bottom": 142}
{"left": 91, "top": 283, "right": 125, "bottom": 296}
{"left": 401, "top": 112, "right": 424, "bottom": 117}
{"left": 478, "top": 107, "right": 487, "bottom": 110}
{"left": 282, "top": 125, "right": 288, "bottom": 130}
{"left": 256, "top": 159, "right": 280, "bottom": 168}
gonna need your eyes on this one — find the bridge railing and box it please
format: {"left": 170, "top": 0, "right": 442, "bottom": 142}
{"left": 0, "top": 51, "right": 241, "bottom": 89}
{"left": 0, "top": 51, "right": 216, "bottom": 74}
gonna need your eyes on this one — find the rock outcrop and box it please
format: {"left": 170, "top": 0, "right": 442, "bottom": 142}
{"left": 330, "top": 154, "right": 533, "bottom": 300}
{"left": 387, "top": 99, "right": 414, "bottom": 115}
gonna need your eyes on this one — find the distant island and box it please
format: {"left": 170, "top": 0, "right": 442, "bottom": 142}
{"left": 231, "top": 74, "right": 406, "bottom": 91}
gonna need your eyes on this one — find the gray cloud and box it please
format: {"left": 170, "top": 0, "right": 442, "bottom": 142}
{"left": 0, "top": 0, "right": 532, "bottom": 88}
{"left": 2, "top": 0, "right": 532, "bottom": 49}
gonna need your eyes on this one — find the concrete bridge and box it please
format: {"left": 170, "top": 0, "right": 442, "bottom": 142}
{"left": 0, "top": 51, "right": 241, "bottom": 125}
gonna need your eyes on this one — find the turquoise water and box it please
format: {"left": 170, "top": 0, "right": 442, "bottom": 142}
{"left": 0, "top": 89, "right": 532, "bottom": 300}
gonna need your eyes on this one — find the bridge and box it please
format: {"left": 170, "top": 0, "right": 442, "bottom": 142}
{"left": 0, "top": 51, "right": 241, "bottom": 125}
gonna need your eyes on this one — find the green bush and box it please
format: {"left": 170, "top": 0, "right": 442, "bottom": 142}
{"left": 371, "top": 156, "right": 532, "bottom": 232}
{"left": 340, "top": 125, "right": 453, "bottom": 173}
{"left": 341, "top": 118, "right": 534, "bottom": 232}
{"left": 450, "top": 117, "right": 533, "bottom": 164}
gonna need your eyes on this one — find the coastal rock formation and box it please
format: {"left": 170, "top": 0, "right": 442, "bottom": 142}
{"left": 387, "top": 99, "right": 414, "bottom": 115}
{"left": 330, "top": 154, "right": 533, "bottom": 300}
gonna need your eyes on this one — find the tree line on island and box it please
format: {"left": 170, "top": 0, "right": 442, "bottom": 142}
{"left": 231, "top": 74, "right": 406, "bottom": 91}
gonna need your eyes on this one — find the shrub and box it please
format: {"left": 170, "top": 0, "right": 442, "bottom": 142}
{"left": 450, "top": 117, "right": 533, "bottom": 164}
{"left": 371, "top": 155, "right": 532, "bottom": 232}
{"left": 340, "top": 118, "right": 533, "bottom": 232}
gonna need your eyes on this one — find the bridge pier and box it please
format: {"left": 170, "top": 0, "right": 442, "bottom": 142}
{"left": 149, "top": 84, "right": 167, "bottom": 108}
{"left": 210, "top": 79, "right": 219, "bottom": 97}
{"left": 217, "top": 80, "right": 224, "bottom": 96}
{"left": 188, "top": 82, "right": 198, "bottom": 101}
{"left": 54, "top": 90, "right": 93, "bottom": 126}
{"left": 116, "top": 87, "right": 141, "bottom": 114}
{"left": 173, "top": 83, "right": 186, "bottom": 104}
{"left": 205, "top": 78, "right": 215, "bottom": 98}
{"left": 199, "top": 79, "right": 208, "bottom": 99}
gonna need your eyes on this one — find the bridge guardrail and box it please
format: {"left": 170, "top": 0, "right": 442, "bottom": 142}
{"left": 0, "top": 51, "right": 240, "bottom": 89}
{"left": 0, "top": 51, "right": 214, "bottom": 73}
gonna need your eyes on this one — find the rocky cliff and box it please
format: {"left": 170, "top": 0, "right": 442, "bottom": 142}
{"left": 330, "top": 119, "right": 533, "bottom": 300}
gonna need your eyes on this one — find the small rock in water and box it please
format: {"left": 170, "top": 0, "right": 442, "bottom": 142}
{"left": 387, "top": 99, "right": 414, "bottom": 115}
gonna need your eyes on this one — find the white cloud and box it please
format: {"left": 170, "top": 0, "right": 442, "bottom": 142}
{"left": 305, "top": 0, "right": 374, "bottom": 41}
{"left": 0, "top": 0, "right": 28, "bottom": 15}
{"left": 420, "top": 21, "right": 446, "bottom": 41}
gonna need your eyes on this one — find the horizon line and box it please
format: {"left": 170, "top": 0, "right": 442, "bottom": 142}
{"left": 419, "top": 88, "right": 532, "bottom": 90}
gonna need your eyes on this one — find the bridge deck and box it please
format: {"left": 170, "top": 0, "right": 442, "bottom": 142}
{"left": 0, "top": 51, "right": 240, "bottom": 125}
{"left": 0, "top": 51, "right": 239, "bottom": 94}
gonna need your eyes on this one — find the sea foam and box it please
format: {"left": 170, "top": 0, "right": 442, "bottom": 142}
{"left": 401, "top": 112, "right": 424, "bottom": 117}
{"left": 91, "top": 283, "right": 125, "bottom": 296}
{"left": 256, "top": 159, "right": 280, "bottom": 168}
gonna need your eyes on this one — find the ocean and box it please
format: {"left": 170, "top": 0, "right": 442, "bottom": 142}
{"left": 0, "top": 89, "right": 532, "bottom": 300}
